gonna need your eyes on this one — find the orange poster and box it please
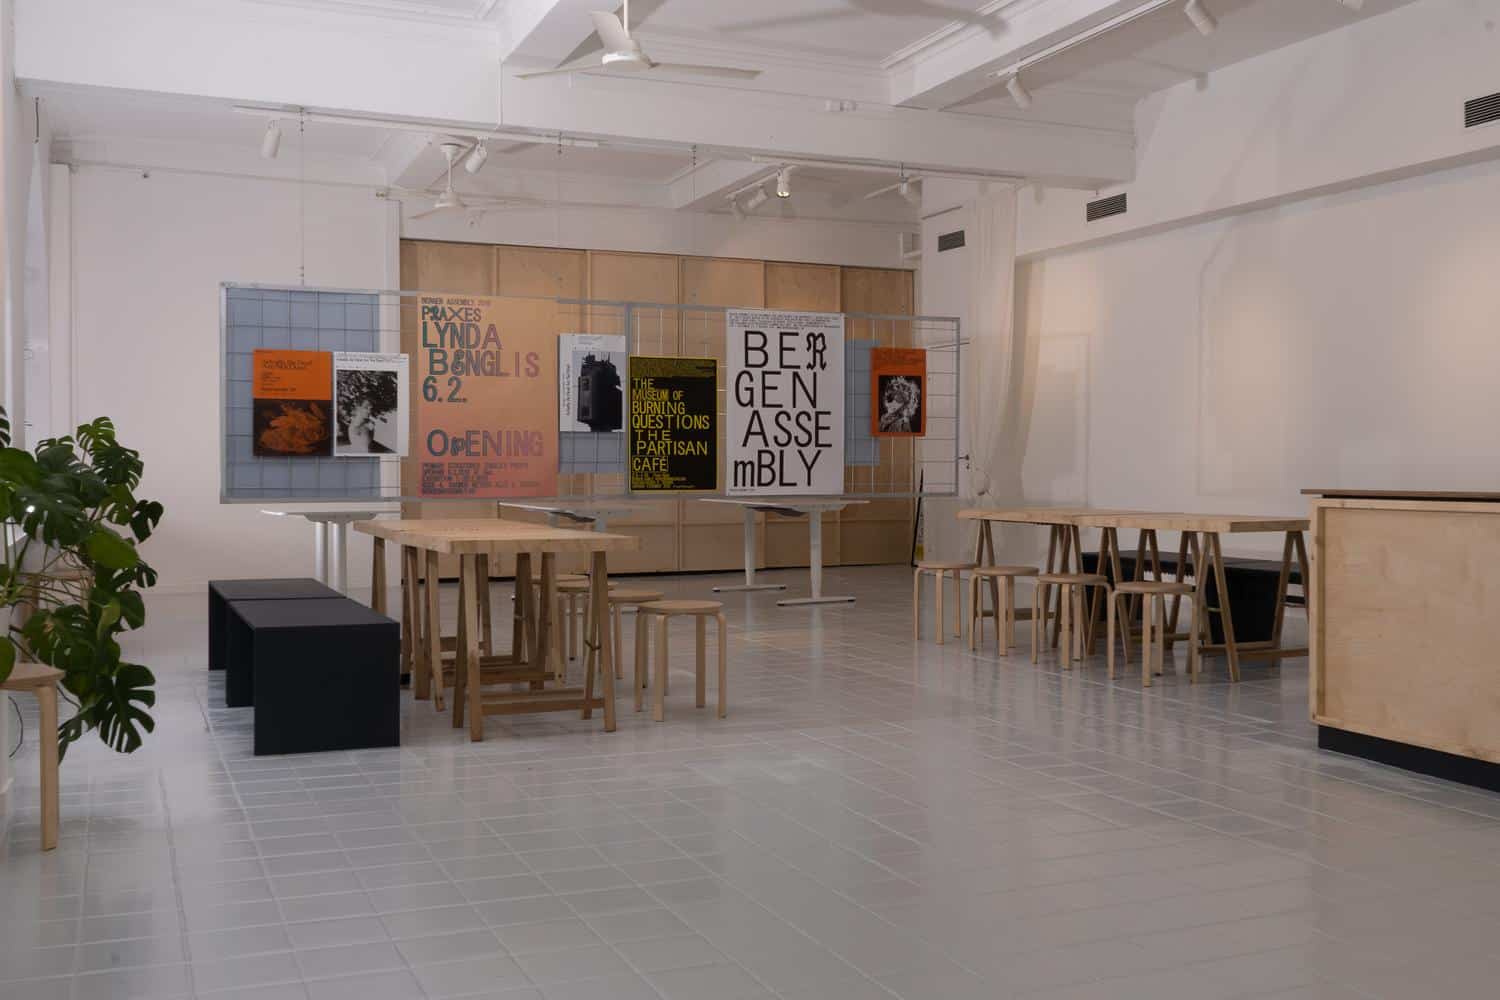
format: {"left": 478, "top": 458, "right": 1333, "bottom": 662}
{"left": 870, "top": 347, "right": 927, "bottom": 437}
{"left": 415, "top": 294, "right": 558, "bottom": 498}
{"left": 252, "top": 350, "right": 333, "bottom": 456}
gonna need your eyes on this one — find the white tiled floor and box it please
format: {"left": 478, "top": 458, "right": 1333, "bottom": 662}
{"left": 5, "top": 565, "right": 1500, "bottom": 999}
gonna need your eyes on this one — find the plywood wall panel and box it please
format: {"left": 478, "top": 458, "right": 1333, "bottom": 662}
{"left": 765, "top": 262, "right": 841, "bottom": 312}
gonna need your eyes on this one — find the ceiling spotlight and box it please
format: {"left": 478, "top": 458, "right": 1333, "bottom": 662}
{"left": 899, "top": 177, "right": 920, "bottom": 204}
{"left": 1005, "top": 74, "right": 1033, "bottom": 109}
{"left": 464, "top": 143, "right": 489, "bottom": 174}
{"left": 260, "top": 121, "right": 282, "bottom": 159}
{"left": 730, "top": 198, "right": 745, "bottom": 221}
{"left": 775, "top": 167, "right": 792, "bottom": 199}
{"left": 1184, "top": 0, "right": 1217, "bottom": 36}
{"left": 744, "top": 186, "right": 769, "bottom": 211}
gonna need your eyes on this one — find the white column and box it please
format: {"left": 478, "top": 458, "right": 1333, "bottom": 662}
{"left": 313, "top": 520, "right": 328, "bottom": 584}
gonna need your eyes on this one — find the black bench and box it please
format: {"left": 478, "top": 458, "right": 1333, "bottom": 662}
{"left": 208, "top": 578, "right": 343, "bottom": 672}
{"left": 1081, "top": 552, "right": 1303, "bottom": 644}
{"left": 226, "top": 598, "right": 400, "bottom": 755}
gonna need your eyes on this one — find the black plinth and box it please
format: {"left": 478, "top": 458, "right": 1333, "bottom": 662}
{"left": 1319, "top": 726, "right": 1500, "bottom": 794}
{"left": 208, "top": 578, "right": 342, "bottom": 671}
{"left": 226, "top": 598, "right": 400, "bottom": 756}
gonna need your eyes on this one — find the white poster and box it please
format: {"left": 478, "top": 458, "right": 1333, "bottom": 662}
{"left": 333, "top": 352, "right": 409, "bottom": 456}
{"left": 558, "top": 334, "right": 627, "bottom": 433}
{"left": 727, "top": 310, "right": 845, "bottom": 495}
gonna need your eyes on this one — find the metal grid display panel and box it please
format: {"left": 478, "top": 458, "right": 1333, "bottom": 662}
{"left": 220, "top": 286, "right": 958, "bottom": 502}
{"left": 222, "top": 286, "right": 387, "bottom": 501}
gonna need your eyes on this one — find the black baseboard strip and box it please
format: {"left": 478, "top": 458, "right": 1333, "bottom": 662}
{"left": 1319, "top": 726, "right": 1500, "bottom": 794}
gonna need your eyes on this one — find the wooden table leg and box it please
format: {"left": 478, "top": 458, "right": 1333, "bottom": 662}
{"left": 1048, "top": 524, "right": 1069, "bottom": 648}
{"left": 477, "top": 554, "right": 492, "bottom": 657}
{"left": 371, "top": 537, "right": 386, "bottom": 614}
{"left": 1271, "top": 532, "right": 1295, "bottom": 649}
{"left": 1207, "top": 532, "right": 1241, "bottom": 682}
{"left": 514, "top": 553, "right": 531, "bottom": 665}
{"left": 592, "top": 551, "right": 617, "bottom": 732}
{"left": 425, "top": 550, "right": 444, "bottom": 712}
{"left": 38, "top": 684, "right": 59, "bottom": 851}
{"left": 453, "top": 560, "right": 469, "bottom": 730}
{"left": 1188, "top": 532, "right": 1205, "bottom": 682}
{"left": 463, "top": 554, "right": 483, "bottom": 741}
{"left": 539, "top": 554, "right": 560, "bottom": 684}
{"left": 1165, "top": 531, "right": 1191, "bottom": 649}
{"left": 401, "top": 546, "right": 419, "bottom": 696}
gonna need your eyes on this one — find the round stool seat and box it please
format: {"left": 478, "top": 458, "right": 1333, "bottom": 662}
{"left": 917, "top": 560, "right": 977, "bottom": 571}
{"left": 1115, "top": 580, "right": 1194, "bottom": 596}
{"left": 1038, "top": 572, "right": 1107, "bottom": 586}
{"left": 556, "top": 574, "right": 588, "bottom": 583}
{"left": 639, "top": 599, "right": 723, "bottom": 616}
{"left": 609, "top": 589, "right": 666, "bottom": 605}
{"left": 973, "top": 565, "right": 1040, "bottom": 578}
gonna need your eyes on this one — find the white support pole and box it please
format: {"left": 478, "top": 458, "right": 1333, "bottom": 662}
{"left": 331, "top": 521, "right": 349, "bottom": 594}
{"left": 313, "top": 520, "right": 328, "bottom": 584}
{"left": 714, "top": 507, "right": 784, "bottom": 593}
{"left": 778, "top": 506, "right": 856, "bottom": 607}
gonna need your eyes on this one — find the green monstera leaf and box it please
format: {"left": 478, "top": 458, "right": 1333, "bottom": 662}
{"left": 1, "top": 405, "right": 162, "bottom": 759}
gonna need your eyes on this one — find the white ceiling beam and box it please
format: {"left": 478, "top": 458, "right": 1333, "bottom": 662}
{"left": 15, "top": 0, "right": 1135, "bottom": 186}
{"left": 500, "top": 0, "right": 608, "bottom": 64}
{"left": 666, "top": 159, "right": 772, "bottom": 211}
{"left": 888, "top": 0, "right": 1158, "bottom": 111}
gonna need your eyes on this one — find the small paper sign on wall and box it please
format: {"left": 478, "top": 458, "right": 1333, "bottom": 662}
{"left": 726, "top": 310, "right": 845, "bottom": 495}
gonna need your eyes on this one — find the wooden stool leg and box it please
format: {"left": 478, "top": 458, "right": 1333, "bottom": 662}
{"left": 953, "top": 571, "right": 963, "bottom": 639}
{"left": 38, "top": 685, "right": 59, "bottom": 851}
{"left": 716, "top": 613, "right": 728, "bottom": 719}
{"left": 613, "top": 606, "right": 625, "bottom": 680}
{"left": 935, "top": 571, "right": 945, "bottom": 646}
{"left": 912, "top": 569, "right": 922, "bottom": 640}
{"left": 1107, "top": 595, "right": 1117, "bottom": 679}
{"left": 695, "top": 615, "right": 707, "bottom": 709}
{"left": 425, "top": 551, "right": 444, "bottom": 713}
{"left": 1189, "top": 591, "right": 1201, "bottom": 683}
{"left": 1058, "top": 585, "right": 1071, "bottom": 668}
{"left": 453, "top": 563, "right": 469, "bottom": 729}
{"left": 1031, "top": 583, "right": 1041, "bottom": 664}
{"left": 635, "top": 612, "right": 649, "bottom": 712}
{"left": 1001, "top": 577, "right": 1013, "bottom": 654}
{"left": 1155, "top": 596, "right": 1167, "bottom": 680}
{"left": 1142, "top": 595, "right": 1155, "bottom": 688}
{"left": 968, "top": 575, "right": 979, "bottom": 651}
{"left": 654, "top": 616, "right": 668, "bottom": 722}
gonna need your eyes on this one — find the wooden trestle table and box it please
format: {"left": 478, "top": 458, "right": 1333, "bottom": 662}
{"left": 355, "top": 518, "right": 640, "bottom": 740}
{"left": 958, "top": 507, "right": 1310, "bottom": 680}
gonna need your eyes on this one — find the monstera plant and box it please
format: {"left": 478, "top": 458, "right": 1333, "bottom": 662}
{"left": 0, "top": 407, "right": 163, "bottom": 758}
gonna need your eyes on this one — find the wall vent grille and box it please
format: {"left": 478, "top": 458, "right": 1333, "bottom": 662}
{"left": 1086, "top": 193, "right": 1128, "bottom": 222}
{"left": 1465, "top": 92, "right": 1500, "bottom": 129}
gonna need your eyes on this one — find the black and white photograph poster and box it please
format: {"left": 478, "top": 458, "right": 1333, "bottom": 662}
{"left": 332, "top": 352, "right": 409, "bottom": 456}
{"left": 726, "top": 309, "right": 845, "bottom": 495}
{"left": 558, "top": 333, "right": 626, "bottom": 434}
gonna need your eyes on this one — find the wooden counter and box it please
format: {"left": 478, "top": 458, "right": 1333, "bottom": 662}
{"left": 1306, "top": 489, "right": 1500, "bottom": 789}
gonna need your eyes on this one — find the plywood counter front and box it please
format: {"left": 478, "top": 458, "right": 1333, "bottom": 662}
{"left": 1306, "top": 490, "right": 1500, "bottom": 788}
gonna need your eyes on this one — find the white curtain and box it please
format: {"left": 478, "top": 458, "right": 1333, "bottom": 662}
{"left": 924, "top": 183, "right": 1019, "bottom": 561}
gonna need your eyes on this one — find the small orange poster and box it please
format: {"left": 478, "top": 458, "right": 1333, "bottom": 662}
{"left": 415, "top": 294, "right": 559, "bottom": 498}
{"left": 252, "top": 350, "right": 333, "bottom": 456}
{"left": 871, "top": 347, "right": 927, "bottom": 437}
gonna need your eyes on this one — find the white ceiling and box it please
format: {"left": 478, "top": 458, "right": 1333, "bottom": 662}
{"left": 247, "top": 0, "right": 504, "bottom": 24}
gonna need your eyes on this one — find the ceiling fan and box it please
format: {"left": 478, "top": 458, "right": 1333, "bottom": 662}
{"left": 519, "top": 0, "right": 761, "bottom": 81}
{"left": 408, "top": 141, "right": 469, "bottom": 220}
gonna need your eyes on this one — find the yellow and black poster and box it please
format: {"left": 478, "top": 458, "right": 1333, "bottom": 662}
{"left": 628, "top": 356, "right": 717, "bottom": 492}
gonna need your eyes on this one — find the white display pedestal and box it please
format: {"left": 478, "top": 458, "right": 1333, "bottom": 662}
{"left": 700, "top": 498, "right": 867, "bottom": 606}
{"left": 261, "top": 504, "right": 400, "bottom": 594}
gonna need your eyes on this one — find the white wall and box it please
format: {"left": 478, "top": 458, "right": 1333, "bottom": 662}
{"left": 59, "top": 151, "right": 916, "bottom": 595}
{"left": 66, "top": 165, "right": 395, "bottom": 594}
{"left": 1010, "top": 128, "right": 1500, "bottom": 561}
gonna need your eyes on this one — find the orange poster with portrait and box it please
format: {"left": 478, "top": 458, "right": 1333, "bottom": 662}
{"left": 252, "top": 350, "right": 334, "bottom": 457}
{"left": 870, "top": 347, "right": 926, "bottom": 437}
{"left": 414, "top": 294, "right": 559, "bottom": 498}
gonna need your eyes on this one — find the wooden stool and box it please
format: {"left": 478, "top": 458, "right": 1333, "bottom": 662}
{"left": 606, "top": 588, "right": 665, "bottom": 681}
{"left": 635, "top": 600, "right": 727, "bottom": 721}
{"left": 2, "top": 663, "right": 63, "bottom": 851}
{"left": 913, "top": 561, "right": 976, "bottom": 644}
{"left": 556, "top": 579, "right": 592, "bottom": 661}
{"left": 1110, "top": 580, "right": 1198, "bottom": 686}
{"left": 968, "top": 566, "right": 1039, "bottom": 654}
{"left": 1032, "top": 573, "right": 1110, "bottom": 667}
